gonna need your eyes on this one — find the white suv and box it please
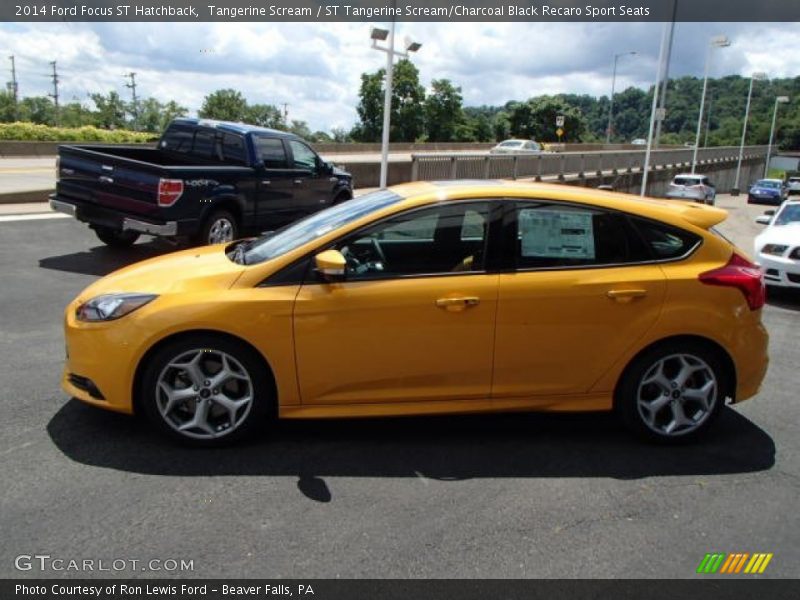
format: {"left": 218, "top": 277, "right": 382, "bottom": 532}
{"left": 786, "top": 176, "right": 800, "bottom": 196}
{"left": 666, "top": 174, "right": 716, "bottom": 205}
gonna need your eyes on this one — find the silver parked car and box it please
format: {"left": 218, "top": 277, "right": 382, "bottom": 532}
{"left": 786, "top": 175, "right": 800, "bottom": 196}
{"left": 489, "top": 139, "right": 542, "bottom": 154}
{"left": 666, "top": 173, "right": 716, "bottom": 205}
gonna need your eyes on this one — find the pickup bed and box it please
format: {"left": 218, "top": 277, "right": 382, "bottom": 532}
{"left": 50, "top": 118, "right": 353, "bottom": 247}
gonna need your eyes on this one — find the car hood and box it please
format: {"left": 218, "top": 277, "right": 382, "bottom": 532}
{"left": 750, "top": 185, "right": 781, "bottom": 194}
{"left": 756, "top": 222, "right": 800, "bottom": 246}
{"left": 332, "top": 165, "right": 352, "bottom": 179}
{"left": 76, "top": 244, "right": 245, "bottom": 300}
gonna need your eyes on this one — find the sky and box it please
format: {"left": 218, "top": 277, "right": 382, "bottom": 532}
{"left": 1, "top": 21, "right": 798, "bottom": 132}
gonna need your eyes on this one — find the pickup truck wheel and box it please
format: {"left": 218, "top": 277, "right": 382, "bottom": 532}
{"left": 200, "top": 210, "right": 238, "bottom": 245}
{"left": 93, "top": 226, "right": 140, "bottom": 248}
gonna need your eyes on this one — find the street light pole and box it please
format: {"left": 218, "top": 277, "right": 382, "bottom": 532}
{"left": 764, "top": 96, "right": 790, "bottom": 178}
{"left": 692, "top": 35, "right": 730, "bottom": 174}
{"left": 641, "top": 24, "right": 670, "bottom": 196}
{"left": 732, "top": 71, "right": 767, "bottom": 195}
{"left": 370, "top": 20, "right": 421, "bottom": 190}
{"left": 605, "top": 51, "right": 636, "bottom": 145}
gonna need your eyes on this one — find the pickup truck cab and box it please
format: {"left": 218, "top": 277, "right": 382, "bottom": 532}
{"left": 50, "top": 118, "right": 353, "bottom": 247}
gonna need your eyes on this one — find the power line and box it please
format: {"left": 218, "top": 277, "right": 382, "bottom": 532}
{"left": 48, "top": 60, "right": 59, "bottom": 125}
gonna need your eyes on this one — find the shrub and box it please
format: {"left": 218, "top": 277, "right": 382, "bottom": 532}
{"left": 0, "top": 122, "right": 157, "bottom": 143}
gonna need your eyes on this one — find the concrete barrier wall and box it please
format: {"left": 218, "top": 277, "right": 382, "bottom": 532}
{"left": 0, "top": 140, "right": 680, "bottom": 158}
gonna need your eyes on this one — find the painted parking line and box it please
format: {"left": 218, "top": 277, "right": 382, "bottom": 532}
{"left": 0, "top": 212, "right": 70, "bottom": 222}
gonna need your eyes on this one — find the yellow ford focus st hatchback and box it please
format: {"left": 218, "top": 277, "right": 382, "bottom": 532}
{"left": 61, "top": 181, "right": 769, "bottom": 446}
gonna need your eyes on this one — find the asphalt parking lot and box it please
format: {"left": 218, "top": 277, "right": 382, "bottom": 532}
{"left": 0, "top": 193, "right": 798, "bottom": 578}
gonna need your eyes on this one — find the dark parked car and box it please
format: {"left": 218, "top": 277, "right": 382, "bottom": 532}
{"left": 50, "top": 118, "right": 353, "bottom": 247}
{"left": 747, "top": 179, "right": 786, "bottom": 206}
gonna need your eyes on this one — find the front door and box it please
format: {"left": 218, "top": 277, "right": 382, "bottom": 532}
{"left": 293, "top": 202, "right": 498, "bottom": 405}
{"left": 286, "top": 140, "right": 334, "bottom": 217}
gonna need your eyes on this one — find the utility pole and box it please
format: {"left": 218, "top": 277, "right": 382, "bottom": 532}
{"left": 282, "top": 102, "right": 289, "bottom": 126}
{"left": 48, "top": 60, "right": 59, "bottom": 126}
{"left": 125, "top": 72, "right": 138, "bottom": 130}
{"left": 8, "top": 55, "right": 18, "bottom": 120}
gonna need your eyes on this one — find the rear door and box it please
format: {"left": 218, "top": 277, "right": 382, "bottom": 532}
{"left": 253, "top": 136, "right": 297, "bottom": 227}
{"left": 491, "top": 201, "right": 667, "bottom": 400}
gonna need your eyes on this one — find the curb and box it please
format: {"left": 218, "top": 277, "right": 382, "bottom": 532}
{"left": 0, "top": 189, "right": 53, "bottom": 205}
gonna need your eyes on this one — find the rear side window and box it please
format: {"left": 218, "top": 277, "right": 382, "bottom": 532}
{"left": 256, "top": 137, "right": 288, "bottom": 169}
{"left": 192, "top": 131, "right": 215, "bottom": 159}
{"left": 222, "top": 134, "right": 246, "bottom": 164}
{"left": 513, "top": 203, "right": 650, "bottom": 268}
{"left": 630, "top": 217, "right": 701, "bottom": 260}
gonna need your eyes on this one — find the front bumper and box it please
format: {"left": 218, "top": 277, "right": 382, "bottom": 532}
{"left": 50, "top": 195, "right": 184, "bottom": 237}
{"left": 747, "top": 193, "right": 783, "bottom": 205}
{"left": 757, "top": 252, "right": 800, "bottom": 288}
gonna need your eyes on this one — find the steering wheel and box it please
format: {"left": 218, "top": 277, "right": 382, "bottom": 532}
{"left": 370, "top": 238, "right": 387, "bottom": 265}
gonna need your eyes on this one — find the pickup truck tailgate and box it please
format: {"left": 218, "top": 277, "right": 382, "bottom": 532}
{"left": 57, "top": 146, "right": 164, "bottom": 219}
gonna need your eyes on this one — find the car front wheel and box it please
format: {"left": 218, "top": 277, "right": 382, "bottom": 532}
{"left": 140, "top": 335, "right": 273, "bottom": 446}
{"left": 616, "top": 342, "right": 729, "bottom": 443}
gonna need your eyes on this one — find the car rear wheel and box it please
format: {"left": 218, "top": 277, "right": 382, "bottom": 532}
{"left": 616, "top": 341, "right": 729, "bottom": 443}
{"left": 199, "top": 210, "right": 238, "bottom": 245}
{"left": 94, "top": 226, "right": 140, "bottom": 248}
{"left": 140, "top": 335, "right": 273, "bottom": 446}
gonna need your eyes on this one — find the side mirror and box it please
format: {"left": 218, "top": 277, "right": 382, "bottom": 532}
{"left": 755, "top": 215, "right": 772, "bottom": 225}
{"left": 318, "top": 159, "right": 333, "bottom": 175}
{"left": 315, "top": 249, "right": 346, "bottom": 281}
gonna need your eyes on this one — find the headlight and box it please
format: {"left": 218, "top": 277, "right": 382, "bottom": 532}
{"left": 76, "top": 293, "right": 157, "bottom": 322}
{"left": 760, "top": 244, "right": 788, "bottom": 256}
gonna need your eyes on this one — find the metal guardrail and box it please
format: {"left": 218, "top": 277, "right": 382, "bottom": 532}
{"left": 410, "top": 146, "right": 769, "bottom": 182}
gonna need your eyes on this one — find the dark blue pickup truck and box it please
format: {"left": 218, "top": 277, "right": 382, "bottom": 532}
{"left": 49, "top": 118, "right": 353, "bottom": 247}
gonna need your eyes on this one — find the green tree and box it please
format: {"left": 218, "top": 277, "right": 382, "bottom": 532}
{"left": 331, "top": 126, "right": 351, "bottom": 143}
{"left": 288, "top": 120, "right": 312, "bottom": 139}
{"left": 0, "top": 91, "right": 17, "bottom": 122}
{"left": 90, "top": 91, "right": 127, "bottom": 129}
{"left": 245, "top": 103, "right": 285, "bottom": 129}
{"left": 425, "top": 79, "right": 464, "bottom": 142}
{"left": 19, "top": 96, "right": 56, "bottom": 125}
{"left": 199, "top": 89, "right": 248, "bottom": 122}
{"left": 352, "top": 70, "right": 384, "bottom": 142}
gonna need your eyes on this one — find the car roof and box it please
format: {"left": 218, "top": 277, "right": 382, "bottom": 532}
{"left": 385, "top": 180, "right": 727, "bottom": 230}
{"left": 171, "top": 117, "right": 300, "bottom": 139}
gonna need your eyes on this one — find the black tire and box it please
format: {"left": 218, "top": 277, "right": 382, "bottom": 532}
{"left": 94, "top": 226, "right": 140, "bottom": 248}
{"left": 197, "top": 209, "right": 239, "bottom": 246}
{"left": 615, "top": 340, "right": 730, "bottom": 443}
{"left": 333, "top": 191, "right": 352, "bottom": 205}
{"left": 139, "top": 334, "right": 274, "bottom": 447}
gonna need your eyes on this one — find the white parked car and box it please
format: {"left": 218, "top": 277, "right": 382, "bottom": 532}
{"left": 631, "top": 138, "right": 647, "bottom": 145}
{"left": 786, "top": 175, "right": 800, "bottom": 196}
{"left": 489, "top": 139, "right": 542, "bottom": 154}
{"left": 665, "top": 173, "right": 716, "bottom": 205}
{"left": 754, "top": 200, "right": 800, "bottom": 288}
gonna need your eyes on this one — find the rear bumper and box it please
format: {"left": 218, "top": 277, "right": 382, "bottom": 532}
{"left": 50, "top": 195, "right": 191, "bottom": 237}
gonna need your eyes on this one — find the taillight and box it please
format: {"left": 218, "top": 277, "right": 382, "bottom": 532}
{"left": 157, "top": 178, "right": 183, "bottom": 207}
{"left": 699, "top": 253, "right": 765, "bottom": 311}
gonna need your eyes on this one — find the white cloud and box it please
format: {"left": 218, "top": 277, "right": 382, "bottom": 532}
{"left": 1, "top": 21, "right": 799, "bottom": 132}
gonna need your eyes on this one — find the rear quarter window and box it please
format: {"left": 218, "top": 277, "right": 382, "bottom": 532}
{"left": 630, "top": 217, "right": 702, "bottom": 260}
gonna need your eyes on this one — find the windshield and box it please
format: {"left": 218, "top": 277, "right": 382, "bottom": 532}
{"left": 756, "top": 180, "right": 781, "bottom": 189}
{"left": 775, "top": 204, "right": 800, "bottom": 226}
{"left": 500, "top": 141, "right": 523, "bottom": 147}
{"left": 243, "top": 190, "right": 402, "bottom": 264}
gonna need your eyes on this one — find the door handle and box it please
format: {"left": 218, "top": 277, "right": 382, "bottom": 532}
{"left": 435, "top": 296, "right": 480, "bottom": 311}
{"left": 98, "top": 175, "right": 114, "bottom": 184}
{"left": 606, "top": 289, "right": 647, "bottom": 303}
{"left": 261, "top": 180, "right": 271, "bottom": 185}
{"left": 293, "top": 179, "right": 303, "bottom": 185}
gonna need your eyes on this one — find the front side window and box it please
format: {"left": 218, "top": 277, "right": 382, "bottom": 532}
{"left": 337, "top": 203, "right": 490, "bottom": 280}
{"left": 513, "top": 203, "right": 650, "bottom": 268}
{"left": 288, "top": 140, "right": 318, "bottom": 171}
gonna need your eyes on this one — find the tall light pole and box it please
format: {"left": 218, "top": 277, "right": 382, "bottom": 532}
{"left": 691, "top": 35, "right": 730, "bottom": 173}
{"left": 605, "top": 50, "right": 637, "bottom": 144}
{"left": 641, "top": 24, "right": 670, "bottom": 196}
{"left": 764, "top": 95, "right": 789, "bottom": 178}
{"left": 370, "top": 21, "right": 421, "bottom": 190}
{"left": 732, "top": 71, "right": 767, "bottom": 195}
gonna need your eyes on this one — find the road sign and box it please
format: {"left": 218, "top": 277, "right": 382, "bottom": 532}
{"left": 556, "top": 127, "right": 564, "bottom": 138}
{"left": 655, "top": 108, "right": 666, "bottom": 121}
{"left": 556, "top": 115, "right": 565, "bottom": 127}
